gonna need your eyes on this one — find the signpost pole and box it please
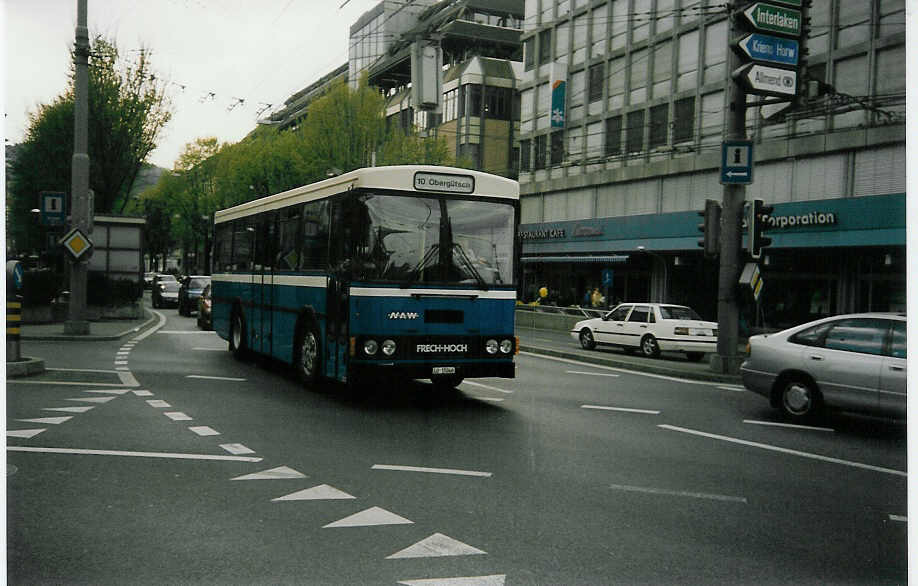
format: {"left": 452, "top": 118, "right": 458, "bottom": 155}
{"left": 65, "top": 0, "right": 91, "bottom": 335}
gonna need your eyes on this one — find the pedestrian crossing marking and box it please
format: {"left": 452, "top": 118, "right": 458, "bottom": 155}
{"left": 17, "top": 417, "right": 72, "bottom": 425}
{"left": 189, "top": 426, "right": 220, "bottom": 436}
{"left": 323, "top": 506, "right": 412, "bottom": 528}
{"left": 7, "top": 429, "right": 46, "bottom": 439}
{"left": 43, "top": 406, "right": 94, "bottom": 413}
{"left": 220, "top": 443, "right": 255, "bottom": 455}
{"left": 387, "top": 533, "right": 486, "bottom": 559}
{"left": 147, "top": 400, "right": 171, "bottom": 408}
{"left": 398, "top": 575, "right": 506, "bottom": 586}
{"left": 164, "top": 412, "right": 193, "bottom": 421}
{"left": 232, "top": 466, "right": 306, "bottom": 481}
{"left": 273, "top": 484, "right": 354, "bottom": 501}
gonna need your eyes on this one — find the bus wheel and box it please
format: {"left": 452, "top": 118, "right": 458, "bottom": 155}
{"left": 293, "top": 323, "right": 321, "bottom": 384}
{"left": 229, "top": 310, "right": 248, "bottom": 360}
{"left": 431, "top": 374, "right": 463, "bottom": 390}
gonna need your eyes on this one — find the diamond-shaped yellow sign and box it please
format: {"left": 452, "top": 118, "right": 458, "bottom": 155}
{"left": 60, "top": 228, "right": 94, "bottom": 261}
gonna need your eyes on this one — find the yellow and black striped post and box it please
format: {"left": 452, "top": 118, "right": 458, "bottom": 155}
{"left": 7, "top": 295, "right": 22, "bottom": 362}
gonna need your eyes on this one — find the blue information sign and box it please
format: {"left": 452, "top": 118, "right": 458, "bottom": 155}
{"left": 737, "top": 33, "right": 799, "bottom": 67}
{"left": 721, "top": 141, "right": 754, "bottom": 185}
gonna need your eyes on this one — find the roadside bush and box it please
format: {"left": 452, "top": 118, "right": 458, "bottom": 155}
{"left": 87, "top": 272, "right": 142, "bottom": 306}
{"left": 20, "top": 269, "right": 65, "bottom": 305}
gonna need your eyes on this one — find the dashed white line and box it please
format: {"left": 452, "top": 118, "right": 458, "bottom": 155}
{"left": 132, "top": 390, "right": 154, "bottom": 396}
{"left": 568, "top": 370, "right": 620, "bottom": 377}
{"left": 582, "top": 404, "right": 660, "bottom": 415}
{"left": 221, "top": 443, "right": 255, "bottom": 455}
{"left": 372, "top": 464, "right": 492, "bottom": 478}
{"left": 189, "top": 426, "right": 220, "bottom": 436}
{"left": 186, "top": 375, "right": 246, "bottom": 382}
{"left": 146, "top": 400, "right": 171, "bottom": 408}
{"left": 164, "top": 412, "right": 193, "bottom": 421}
{"left": 609, "top": 483, "right": 747, "bottom": 503}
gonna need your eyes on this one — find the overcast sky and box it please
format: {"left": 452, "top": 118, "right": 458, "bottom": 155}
{"left": 3, "top": 0, "right": 380, "bottom": 169}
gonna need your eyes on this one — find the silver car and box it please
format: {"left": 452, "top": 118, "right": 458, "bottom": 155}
{"left": 741, "top": 313, "right": 906, "bottom": 420}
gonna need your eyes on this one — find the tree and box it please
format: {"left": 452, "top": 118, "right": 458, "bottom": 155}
{"left": 8, "top": 35, "right": 171, "bottom": 254}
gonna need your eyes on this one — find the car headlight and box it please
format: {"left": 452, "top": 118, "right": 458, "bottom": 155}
{"left": 500, "top": 339, "right": 513, "bottom": 354}
{"left": 381, "top": 339, "right": 396, "bottom": 356}
{"left": 363, "top": 339, "right": 378, "bottom": 356}
{"left": 485, "top": 339, "right": 499, "bottom": 354}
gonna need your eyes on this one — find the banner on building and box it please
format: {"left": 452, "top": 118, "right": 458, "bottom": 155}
{"left": 550, "top": 61, "right": 567, "bottom": 128}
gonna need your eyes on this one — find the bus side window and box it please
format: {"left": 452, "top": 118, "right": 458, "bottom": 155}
{"left": 232, "top": 219, "right": 254, "bottom": 271}
{"left": 302, "top": 200, "right": 329, "bottom": 271}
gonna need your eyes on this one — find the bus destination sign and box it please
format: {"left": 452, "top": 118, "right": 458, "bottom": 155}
{"left": 414, "top": 172, "right": 475, "bottom": 194}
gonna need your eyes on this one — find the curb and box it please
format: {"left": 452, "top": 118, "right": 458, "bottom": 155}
{"left": 20, "top": 311, "right": 158, "bottom": 342}
{"left": 6, "top": 356, "right": 46, "bottom": 378}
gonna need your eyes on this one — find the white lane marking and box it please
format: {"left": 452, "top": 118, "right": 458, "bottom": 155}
{"left": 189, "top": 426, "right": 220, "bottom": 436}
{"left": 232, "top": 466, "right": 306, "bottom": 481}
{"left": 115, "top": 367, "right": 129, "bottom": 371}
{"left": 718, "top": 385, "right": 746, "bottom": 393}
{"left": 273, "top": 484, "right": 356, "bottom": 501}
{"left": 10, "top": 381, "right": 129, "bottom": 387}
{"left": 17, "top": 416, "right": 72, "bottom": 425}
{"left": 387, "top": 533, "right": 486, "bottom": 559}
{"left": 609, "top": 483, "right": 747, "bottom": 503}
{"left": 889, "top": 515, "right": 907, "bottom": 522}
{"left": 7, "top": 446, "right": 261, "bottom": 462}
{"left": 158, "top": 330, "right": 218, "bottom": 335}
{"left": 85, "top": 389, "right": 131, "bottom": 395}
{"left": 659, "top": 424, "right": 907, "bottom": 477}
{"left": 146, "top": 400, "right": 171, "bottom": 408}
{"left": 324, "top": 506, "right": 413, "bottom": 528}
{"left": 399, "top": 576, "right": 505, "bottom": 586}
{"left": 8, "top": 429, "right": 46, "bottom": 439}
{"left": 477, "top": 397, "right": 505, "bottom": 402}
{"left": 164, "top": 412, "right": 193, "bottom": 421}
{"left": 743, "top": 419, "right": 834, "bottom": 432}
{"left": 372, "top": 464, "right": 492, "bottom": 478}
{"left": 132, "top": 390, "right": 154, "bottom": 396}
{"left": 67, "top": 397, "right": 116, "bottom": 404}
{"left": 186, "top": 375, "right": 246, "bottom": 382}
{"left": 582, "top": 405, "right": 660, "bottom": 415}
{"left": 221, "top": 443, "right": 255, "bottom": 455}
{"left": 118, "top": 371, "right": 140, "bottom": 387}
{"left": 567, "top": 370, "right": 620, "bottom": 378}
{"left": 193, "top": 347, "right": 225, "bottom": 351}
{"left": 461, "top": 381, "right": 513, "bottom": 394}
{"left": 519, "top": 351, "right": 720, "bottom": 385}
{"left": 43, "top": 406, "right": 93, "bottom": 413}
{"left": 47, "top": 367, "right": 119, "bottom": 374}
{"left": 133, "top": 310, "right": 167, "bottom": 341}
{"left": 114, "top": 361, "right": 128, "bottom": 366}
{"left": 116, "top": 352, "right": 130, "bottom": 356}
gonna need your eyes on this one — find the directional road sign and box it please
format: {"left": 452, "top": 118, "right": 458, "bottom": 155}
{"left": 734, "top": 63, "right": 797, "bottom": 97}
{"left": 721, "top": 140, "right": 754, "bottom": 185}
{"left": 743, "top": 3, "right": 802, "bottom": 37}
{"left": 736, "top": 33, "right": 799, "bottom": 66}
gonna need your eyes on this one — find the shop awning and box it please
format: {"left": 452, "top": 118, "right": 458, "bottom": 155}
{"left": 521, "top": 255, "right": 631, "bottom": 264}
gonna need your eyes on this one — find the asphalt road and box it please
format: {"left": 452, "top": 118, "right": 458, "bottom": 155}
{"left": 7, "top": 303, "right": 907, "bottom": 585}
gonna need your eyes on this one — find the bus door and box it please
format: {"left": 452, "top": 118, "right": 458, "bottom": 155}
{"left": 325, "top": 277, "right": 350, "bottom": 381}
{"left": 253, "top": 212, "right": 277, "bottom": 356}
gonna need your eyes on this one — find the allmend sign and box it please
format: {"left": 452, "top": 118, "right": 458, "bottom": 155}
{"left": 734, "top": 63, "right": 797, "bottom": 97}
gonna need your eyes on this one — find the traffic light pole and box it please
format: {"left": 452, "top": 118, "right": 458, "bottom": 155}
{"left": 711, "top": 23, "right": 748, "bottom": 375}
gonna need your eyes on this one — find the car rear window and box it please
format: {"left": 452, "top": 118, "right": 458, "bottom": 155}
{"left": 660, "top": 306, "right": 701, "bottom": 320}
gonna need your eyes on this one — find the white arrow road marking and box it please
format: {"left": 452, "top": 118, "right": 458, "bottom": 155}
{"left": 567, "top": 370, "right": 620, "bottom": 377}
{"left": 743, "top": 419, "right": 834, "bottom": 432}
{"left": 147, "top": 400, "right": 171, "bottom": 408}
{"left": 461, "top": 381, "right": 513, "bottom": 394}
{"left": 189, "top": 426, "right": 220, "bottom": 436}
{"left": 387, "top": 533, "right": 486, "bottom": 559}
{"left": 609, "top": 483, "right": 747, "bottom": 503}
{"left": 232, "top": 466, "right": 306, "bottom": 481}
{"left": 132, "top": 390, "right": 154, "bottom": 396}
{"left": 8, "top": 446, "right": 261, "bottom": 462}
{"left": 221, "top": 443, "right": 255, "bottom": 455}
{"left": 273, "top": 484, "right": 356, "bottom": 501}
{"left": 324, "top": 507, "right": 413, "bottom": 528}
{"left": 164, "top": 412, "right": 193, "bottom": 421}
{"left": 582, "top": 405, "right": 660, "bottom": 415}
{"left": 43, "top": 406, "right": 94, "bottom": 413}
{"left": 7, "top": 429, "right": 46, "bottom": 439}
{"left": 85, "top": 389, "right": 131, "bottom": 395}
{"left": 372, "top": 464, "right": 492, "bottom": 478}
{"left": 659, "top": 424, "right": 907, "bottom": 477}
{"left": 67, "top": 397, "right": 116, "bottom": 404}
{"left": 398, "top": 575, "right": 506, "bottom": 586}
{"left": 17, "top": 417, "right": 72, "bottom": 425}
{"left": 186, "top": 375, "right": 246, "bottom": 382}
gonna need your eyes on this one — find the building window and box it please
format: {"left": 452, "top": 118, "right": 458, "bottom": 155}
{"left": 520, "top": 139, "right": 532, "bottom": 172}
{"left": 605, "top": 116, "right": 622, "bottom": 157}
{"left": 550, "top": 131, "right": 564, "bottom": 165}
{"left": 484, "top": 87, "right": 512, "bottom": 120}
{"left": 626, "top": 110, "right": 644, "bottom": 153}
{"left": 588, "top": 62, "right": 604, "bottom": 102}
{"left": 649, "top": 104, "right": 669, "bottom": 148}
{"left": 524, "top": 37, "right": 535, "bottom": 70}
{"left": 673, "top": 97, "right": 694, "bottom": 143}
{"left": 443, "top": 88, "right": 458, "bottom": 122}
{"left": 539, "top": 29, "right": 552, "bottom": 65}
{"left": 534, "top": 134, "right": 547, "bottom": 169}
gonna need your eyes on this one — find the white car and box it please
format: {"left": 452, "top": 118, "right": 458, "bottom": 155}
{"left": 571, "top": 303, "right": 718, "bottom": 361}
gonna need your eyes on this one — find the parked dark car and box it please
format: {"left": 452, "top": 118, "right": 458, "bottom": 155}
{"left": 152, "top": 277, "right": 180, "bottom": 308}
{"left": 143, "top": 272, "right": 155, "bottom": 289}
{"left": 197, "top": 283, "right": 212, "bottom": 330}
{"left": 178, "top": 275, "right": 211, "bottom": 316}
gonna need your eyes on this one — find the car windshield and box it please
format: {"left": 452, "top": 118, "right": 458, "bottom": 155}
{"left": 188, "top": 278, "right": 209, "bottom": 289}
{"left": 158, "top": 275, "right": 177, "bottom": 282}
{"left": 659, "top": 306, "right": 702, "bottom": 320}
{"left": 161, "top": 282, "right": 180, "bottom": 292}
{"left": 343, "top": 192, "right": 516, "bottom": 286}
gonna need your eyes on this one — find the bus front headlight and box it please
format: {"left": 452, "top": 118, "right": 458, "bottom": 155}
{"left": 381, "top": 339, "right": 396, "bottom": 356}
{"left": 485, "top": 339, "right": 499, "bottom": 354}
{"left": 363, "top": 339, "right": 378, "bottom": 356}
{"left": 500, "top": 339, "right": 514, "bottom": 354}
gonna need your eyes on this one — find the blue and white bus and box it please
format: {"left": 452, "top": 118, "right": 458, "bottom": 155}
{"left": 211, "top": 165, "right": 520, "bottom": 389}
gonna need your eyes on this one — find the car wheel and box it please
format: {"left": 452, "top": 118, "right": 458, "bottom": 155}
{"left": 293, "top": 322, "right": 321, "bottom": 385}
{"left": 579, "top": 328, "right": 596, "bottom": 350}
{"left": 431, "top": 374, "right": 463, "bottom": 390}
{"left": 640, "top": 334, "right": 661, "bottom": 358}
{"left": 229, "top": 310, "right": 248, "bottom": 360}
{"left": 685, "top": 352, "right": 705, "bottom": 362}
{"left": 778, "top": 377, "right": 821, "bottom": 420}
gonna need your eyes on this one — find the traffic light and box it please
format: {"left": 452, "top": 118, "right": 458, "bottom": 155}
{"left": 747, "top": 198, "right": 774, "bottom": 259}
{"left": 698, "top": 199, "right": 721, "bottom": 258}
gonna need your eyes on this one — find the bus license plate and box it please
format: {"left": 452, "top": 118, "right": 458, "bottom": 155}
{"left": 432, "top": 367, "right": 456, "bottom": 375}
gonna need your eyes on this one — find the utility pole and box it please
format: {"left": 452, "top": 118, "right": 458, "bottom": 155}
{"left": 64, "top": 0, "right": 92, "bottom": 335}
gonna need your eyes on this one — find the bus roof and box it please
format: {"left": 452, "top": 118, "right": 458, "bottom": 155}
{"left": 215, "top": 165, "right": 519, "bottom": 224}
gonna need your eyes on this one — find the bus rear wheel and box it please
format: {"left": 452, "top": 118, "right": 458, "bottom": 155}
{"left": 293, "top": 323, "right": 321, "bottom": 385}
{"left": 431, "top": 374, "right": 463, "bottom": 390}
{"left": 229, "top": 310, "right": 248, "bottom": 360}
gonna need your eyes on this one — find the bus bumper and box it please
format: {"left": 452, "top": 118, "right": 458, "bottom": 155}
{"left": 351, "top": 360, "right": 515, "bottom": 381}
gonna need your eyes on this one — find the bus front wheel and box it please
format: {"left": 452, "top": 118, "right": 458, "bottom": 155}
{"left": 293, "top": 323, "right": 321, "bottom": 385}
{"left": 229, "top": 310, "right": 248, "bottom": 360}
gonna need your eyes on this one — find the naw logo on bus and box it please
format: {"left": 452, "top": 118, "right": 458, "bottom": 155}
{"left": 388, "top": 311, "right": 419, "bottom": 320}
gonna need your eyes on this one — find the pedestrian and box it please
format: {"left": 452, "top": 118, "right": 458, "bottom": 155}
{"left": 582, "top": 288, "right": 591, "bottom": 307}
{"left": 590, "top": 287, "right": 602, "bottom": 308}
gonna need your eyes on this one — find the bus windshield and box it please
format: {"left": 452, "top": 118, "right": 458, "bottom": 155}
{"left": 345, "top": 192, "right": 515, "bottom": 286}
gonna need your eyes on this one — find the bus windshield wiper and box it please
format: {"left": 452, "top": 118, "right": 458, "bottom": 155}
{"left": 402, "top": 244, "right": 440, "bottom": 287}
{"left": 451, "top": 242, "right": 488, "bottom": 290}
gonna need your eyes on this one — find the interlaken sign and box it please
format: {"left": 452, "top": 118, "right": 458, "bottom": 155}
{"left": 733, "top": 0, "right": 803, "bottom": 98}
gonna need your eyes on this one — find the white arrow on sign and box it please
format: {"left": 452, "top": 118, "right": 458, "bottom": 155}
{"left": 725, "top": 170, "right": 750, "bottom": 178}
{"left": 734, "top": 63, "right": 797, "bottom": 97}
